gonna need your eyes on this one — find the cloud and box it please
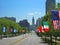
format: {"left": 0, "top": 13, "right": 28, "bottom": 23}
{"left": 27, "top": 13, "right": 34, "bottom": 16}
{"left": 27, "top": 11, "right": 41, "bottom": 16}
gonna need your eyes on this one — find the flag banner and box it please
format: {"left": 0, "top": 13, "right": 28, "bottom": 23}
{"left": 3, "top": 27, "right": 6, "bottom": 32}
{"left": 51, "top": 10, "right": 59, "bottom": 20}
{"left": 57, "top": 20, "right": 60, "bottom": 29}
{"left": 51, "top": 10, "right": 60, "bottom": 30}
{"left": 43, "top": 25, "right": 49, "bottom": 32}
{"left": 14, "top": 29, "right": 17, "bottom": 33}
{"left": 43, "top": 22, "right": 49, "bottom": 32}
{"left": 13, "top": 29, "right": 18, "bottom": 33}
{"left": 53, "top": 20, "right": 59, "bottom": 30}
{"left": 10, "top": 27, "right": 13, "bottom": 33}
{"left": 58, "top": 11, "right": 60, "bottom": 20}
{"left": 38, "top": 25, "right": 42, "bottom": 33}
{"left": 10, "top": 26, "right": 14, "bottom": 33}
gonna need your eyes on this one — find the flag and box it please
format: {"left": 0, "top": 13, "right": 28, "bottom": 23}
{"left": 53, "top": 20, "right": 59, "bottom": 30}
{"left": 51, "top": 10, "right": 59, "bottom": 30}
{"left": 3, "top": 27, "right": 6, "bottom": 32}
{"left": 58, "top": 10, "right": 60, "bottom": 29}
{"left": 43, "top": 22, "right": 49, "bottom": 32}
{"left": 43, "top": 25, "right": 49, "bottom": 32}
{"left": 13, "top": 29, "right": 18, "bottom": 33}
{"left": 58, "top": 10, "right": 60, "bottom": 20}
{"left": 51, "top": 10, "right": 59, "bottom": 20}
{"left": 10, "top": 27, "right": 13, "bottom": 33}
{"left": 38, "top": 25, "right": 42, "bottom": 32}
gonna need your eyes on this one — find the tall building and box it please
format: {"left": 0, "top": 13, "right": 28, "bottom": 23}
{"left": 32, "top": 16, "right": 35, "bottom": 25}
{"left": 30, "top": 16, "right": 35, "bottom": 30}
{"left": 36, "top": 18, "right": 41, "bottom": 27}
{"left": 46, "top": 0, "right": 56, "bottom": 14}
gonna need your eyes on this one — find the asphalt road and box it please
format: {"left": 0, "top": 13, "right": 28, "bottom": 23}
{"left": 0, "top": 32, "right": 48, "bottom": 45}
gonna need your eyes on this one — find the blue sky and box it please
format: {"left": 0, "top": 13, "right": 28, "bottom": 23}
{"left": 0, "top": 0, "right": 59, "bottom": 25}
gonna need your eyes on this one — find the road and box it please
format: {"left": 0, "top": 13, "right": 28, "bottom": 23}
{"left": 0, "top": 32, "right": 48, "bottom": 45}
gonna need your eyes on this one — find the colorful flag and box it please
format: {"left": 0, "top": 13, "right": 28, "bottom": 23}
{"left": 14, "top": 29, "right": 18, "bottom": 33}
{"left": 3, "top": 26, "right": 6, "bottom": 32}
{"left": 58, "top": 11, "right": 60, "bottom": 29}
{"left": 38, "top": 25, "right": 42, "bottom": 32}
{"left": 51, "top": 10, "right": 59, "bottom": 20}
{"left": 53, "top": 20, "right": 59, "bottom": 30}
{"left": 58, "top": 10, "right": 60, "bottom": 19}
{"left": 51, "top": 10, "right": 60, "bottom": 30}
{"left": 10, "top": 27, "right": 13, "bottom": 33}
{"left": 43, "top": 22, "right": 49, "bottom": 32}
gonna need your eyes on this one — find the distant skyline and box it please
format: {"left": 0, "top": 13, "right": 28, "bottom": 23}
{"left": 0, "top": 0, "right": 59, "bottom": 25}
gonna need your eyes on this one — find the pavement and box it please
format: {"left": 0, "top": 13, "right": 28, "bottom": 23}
{"left": 0, "top": 32, "right": 48, "bottom": 45}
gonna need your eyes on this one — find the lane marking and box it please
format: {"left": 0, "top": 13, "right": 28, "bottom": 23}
{"left": 4, "top": 38, "right": 24, "bottom": 45}
{"left": 5, "top": 34, "right": 30, "bottom": 45}
{"left": 14, "top": 34, "right": 30, "bottom": 45}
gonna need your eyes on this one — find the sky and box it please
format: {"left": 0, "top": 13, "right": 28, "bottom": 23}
{"left": 0, "top": 0, "right": 59, "bottom": 25}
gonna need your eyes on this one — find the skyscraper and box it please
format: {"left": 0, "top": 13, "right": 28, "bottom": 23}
{"left": 46, "top": 0, "right": 56, "bottom": 14}
{"left": 32, "top": 16, "right": 35, "bottom": 25}
{"left": 36, "top": 18, "right": 41, "bottom": 27}
{"left": 30, "top": 16, "right": 35, "bottom": 30}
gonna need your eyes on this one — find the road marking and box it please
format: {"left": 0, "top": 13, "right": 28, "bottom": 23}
{"left": 4, "top": 37, "right": 25, "bottom": 45}
{"left": 14, "top": 34, "right": 30, "bottom": 45}
{"left": 5, "top": 34, "right": 30, "bottom": 45}
{"left": 14, "top": 37, "right": 25, "bottom": 45}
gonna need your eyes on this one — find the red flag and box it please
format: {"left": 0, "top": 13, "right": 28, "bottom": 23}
{"left": 53, "top": 20, "right": 58, "bottom": 30}
{"left": 58, "top": 10, "right": 60, "bottom": 20}
{"left": 10, "top": 27, "right": 13, "bottom": 32}
{"left": 43, "top": 25, "right": 49, "bottom": 32}
{"left": 38, "top": 25, "right": 42, "bottom": 32}
{"left": 58, "top": 11, "right": 60, "bottom": 29}
{"left": 44, "top": 28, "right": 49, "bottom": 32}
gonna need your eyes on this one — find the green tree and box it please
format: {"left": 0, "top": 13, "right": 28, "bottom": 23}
{"left": 0, "top": 18, "right": 22, "bottom": 35}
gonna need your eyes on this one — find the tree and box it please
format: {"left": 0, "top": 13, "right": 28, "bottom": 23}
{"left": 0, "top": 18, "right": 22, "bottom": 34}
{"left": 57, "top": 3, "right": 60, "bottom": 10}
{"left": 19, "top": 19, "right": 30, "bottom": 29}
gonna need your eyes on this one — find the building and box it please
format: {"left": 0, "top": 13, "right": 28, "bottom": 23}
{"left": 36, "top": 18, "right": 41, "bottom": 27}
{"left": 29, "top": 16, "right": 35, "bottom": 31}
{"left": 32, "top": 16, "right": 35, "bottom": 25}
{"left": 46, "top": 0, "right": 56, "bottom": 14}
{"left": 19, "top": 19, "right": 30, "bottom": 29}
